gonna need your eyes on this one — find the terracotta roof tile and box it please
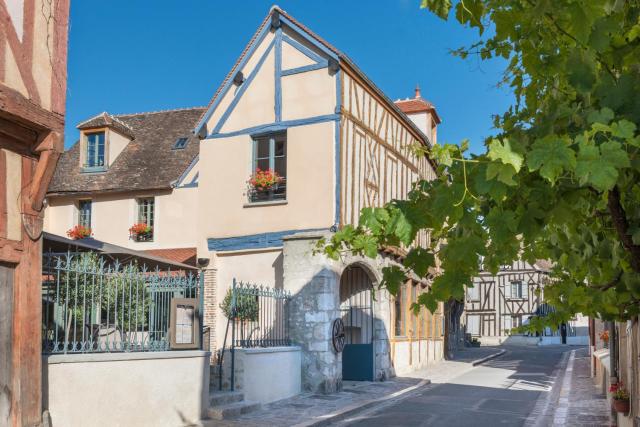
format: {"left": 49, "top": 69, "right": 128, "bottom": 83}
{"left": 395, "top": 98, "right": 442, "bottom": 124}
{"left": 48, "top": 107, "right": 205, "bottom": 195}
{"left": 143, "top": 248, "right": 197, "bottom": 266}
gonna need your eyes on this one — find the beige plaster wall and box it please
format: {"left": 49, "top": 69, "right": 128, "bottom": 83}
{"left": 281, "top": 40, "right": 315, "bottom": 70}
{"left": 212, "top": 249, "right": 283, "bottom": 348}
{"left": 204, "top": 31, "right": 276, "bottom": 134}
{"left": 199, "top": 121, "right": 335, "bottom": 240}
{"left": 107, "top": 129, "right": 131, "bottom": 167}
{"left": 44, "top": 187, "right": 198, "bottom": 250}
{"left": 44, "top": 351, "right": 210, "bottom": 427}
{"left": 4, "top": 149, "right": 22, "bottom": 241}
{"left": 281, "top": 68, "right": 335, "bottom": 121}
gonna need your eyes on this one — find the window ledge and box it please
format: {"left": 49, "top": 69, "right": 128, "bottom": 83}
{"left": 81, "top": 166, "right": 107, "bottom": 173}
{"left": 243, "top": 200, "right": 288, "bottom": 208}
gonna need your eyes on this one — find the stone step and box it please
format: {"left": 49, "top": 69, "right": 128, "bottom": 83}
{"left": 209, "top": 390, "right": 244, "bottom": 407}
{"left": 207, "top": 401, "right": 260, "bottom": 420}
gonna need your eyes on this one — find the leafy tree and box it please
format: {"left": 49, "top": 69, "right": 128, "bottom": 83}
{"left": 220, "top": 288, "right": 259, "bottom": 322}
{"left": 322, "top": 0, "right": 640, "bottom": 329}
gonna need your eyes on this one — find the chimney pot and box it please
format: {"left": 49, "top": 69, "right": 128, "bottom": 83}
{"left": 414, "top": 85, "right": 421, "bottom": 99}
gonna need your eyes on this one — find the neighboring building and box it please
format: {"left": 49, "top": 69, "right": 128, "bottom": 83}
{"left": 194, "top": 6, "right": 442, "bottom": 392}
{"left": 463, "top": 259, "right": 588, "bottom": 345}
{"left": 0, "top": 0, "right": 70, "bottom": 425}
{"left": 44, "top": 108, "right": 203, "bottom": 265}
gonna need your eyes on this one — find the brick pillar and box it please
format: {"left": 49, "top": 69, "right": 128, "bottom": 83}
{"left": 203, "top": 268, "right": 217, "bottom": 359}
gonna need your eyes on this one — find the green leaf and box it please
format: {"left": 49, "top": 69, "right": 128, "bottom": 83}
{"left": 611, "top": 120, "right": 637, "bottom": 139}
{"left": 403, "top": 248, "right": 435, "bottom": 278}
{"left": 575, "top": 141, "right": 629, "bottom": 191}
{"left": 381, "top": 266, "right": 406, "bottom": 297}
{"left": 527, "top": 135, "right": 576, "bottom": 183}
{"left": 420, "top": 0, "right": 452, "bottom": 19}
{"left": 566, "top": 49, "right": 596, "bottom": 93}
{"left": 488, "top": 139, "right": 524, "bottom": 172}
{"left": 587, "top": 108, "right": 614, "bottom": 125}
{"left": 486, "top": 162, "right": 518, "bottom": 186}
{"left": 359, "top": 208, "right": 389, "bottom": 235}
{"left": 352, "top": 234, "right": 379, "bottom": 258}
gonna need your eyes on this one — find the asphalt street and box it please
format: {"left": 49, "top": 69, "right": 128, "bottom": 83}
{"left": 337, "top": 346, "right": 572, "bottom": 427}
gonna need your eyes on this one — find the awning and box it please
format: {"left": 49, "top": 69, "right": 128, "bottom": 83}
{"left": 42, "top": 232, "right": 197, "bottom": 271}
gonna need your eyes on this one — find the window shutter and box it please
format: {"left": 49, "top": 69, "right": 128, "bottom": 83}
{"left": 504, "top": 283, "right": 512, "bottom": 299}
{"left": 522, "top": 282, "right": 529, "bottom": 299}
{"left": 503, "top": 315, "right": 512, "bottom": 333}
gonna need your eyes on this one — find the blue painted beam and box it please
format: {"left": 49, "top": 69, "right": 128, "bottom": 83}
{"left": 193, "top": 22, "right": 272, "bottom": 136}
{"left": 334, "top": 70, "right": 342, "bottom": 226}
{"left": 281, "top": 34, "right": 327, "bottom": 65}
{"left": 208, "top": 228, "right": 328, "bottom": 251}
{"left": 281, "top": 62, "right": 328, "bottom": 76}
{"left": 279, "top": 15, "right": 339, "bottom": 61}
{"left": 206, "top": 113, "right": 340, "bottom": 139}
{"left": 275, "top": 28, "right": 283, "bottom": 123}
{"left": 212, "top": 39, "right": 276, "bottom": 135}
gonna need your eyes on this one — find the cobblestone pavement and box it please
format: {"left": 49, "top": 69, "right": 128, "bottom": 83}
{"left": 205, "top": 347, "right": 504, "bottom": 427}
{"left": 528, "top": 347, "right": 612, "bottom": 427}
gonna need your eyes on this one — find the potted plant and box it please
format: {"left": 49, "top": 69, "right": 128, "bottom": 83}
{"left": 129, "top": 223, "right": 153, "bottom": 241}
{"left": 599, "top": 330, "right": 609, "bottom": 348}
{"left": 611, "top": 384, "right": 630, "bottom": 414}
{"left": 66, "top": 225, "right": 92, "bottom": 240}
{"left": 248, "top": 168, "right": 283, "bottom": 202}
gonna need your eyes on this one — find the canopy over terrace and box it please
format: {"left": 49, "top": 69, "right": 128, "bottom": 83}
{"left": 42, "top": 232, "right": 197, "bottom": 271}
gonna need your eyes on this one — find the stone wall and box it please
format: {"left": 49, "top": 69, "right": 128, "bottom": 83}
{"left": 282, "top": 231, "right": 395, "bottom": 393}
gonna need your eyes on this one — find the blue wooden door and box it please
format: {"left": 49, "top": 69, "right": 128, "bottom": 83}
{"left": 340, "top": 266, "right": 374, "bottom": 381}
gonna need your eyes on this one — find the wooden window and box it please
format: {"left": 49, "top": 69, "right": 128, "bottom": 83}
{"left": 77, "top": 200, "right": 92, "bottom": 228}
{"left": 507, "top": 280, "right": 527, "bottom": 300}
{"left": 85, "top": 132, "right": 105, "bottom": 169}
{"left": 394, "top": 283, "right": 406, "bottom": 337}
{"left": 250, "top": 132, "right": 286, "bottom": 203}
{"left": 135, "top": 197, "right": 155, "bottom": 241}
{"left": 466, "top": 285, "right": 480, "bottom": 302}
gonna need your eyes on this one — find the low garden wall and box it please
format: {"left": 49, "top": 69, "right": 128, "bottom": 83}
{"left": 219, "top": 346, "right": 301, "bottom": 404}
{"left": 43, "top": 350, "right": 210, "bottom": 427}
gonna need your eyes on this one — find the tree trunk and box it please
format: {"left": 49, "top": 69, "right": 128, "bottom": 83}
{"left": 444, "top": 298, "right": 465, "bottom": 359}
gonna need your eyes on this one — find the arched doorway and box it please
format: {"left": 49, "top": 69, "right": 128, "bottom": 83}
{"left": 340, "top": 265, "right": 374, "bottom": 381}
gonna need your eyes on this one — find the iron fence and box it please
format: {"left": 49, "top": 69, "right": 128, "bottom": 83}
{"left": 217, "top": 280, "right": 291, "bottom": 390}
{"left": 41, "top": 252, "right": 200, "bottom": 354}
{"left": 229, "top": 281, "right": 291, "bottom": 348}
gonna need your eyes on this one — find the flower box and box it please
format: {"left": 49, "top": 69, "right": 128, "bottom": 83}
{"left": 67, "top": 225, "right": 92, "bottom": 240}
{"left": 248, "top": 168, "right": 286, "bottom": 202}
{"left": 129, "top": 223, "right": 153, "bottom": 242}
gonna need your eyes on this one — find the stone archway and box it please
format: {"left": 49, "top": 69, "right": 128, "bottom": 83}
{"left": 339, "top": 264, "right": 375, "bottom": 381}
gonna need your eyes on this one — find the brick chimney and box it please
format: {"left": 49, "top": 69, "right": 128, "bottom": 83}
{"left": 394, "top": 85, "right": 441, "bottom": 145}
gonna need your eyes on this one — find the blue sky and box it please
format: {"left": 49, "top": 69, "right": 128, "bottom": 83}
{"left": 65, "top": 1, "right": 513, "bottom": 153}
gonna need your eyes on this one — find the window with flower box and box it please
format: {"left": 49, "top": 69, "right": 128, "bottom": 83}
{"left": 77, "top": 200, "right": 92, "bottom": 228}
{"left": 248, "top": 132, "right": 286, "bottom": 203}
{"left": 132, "top": 197, "right": 154, "bottom": 242}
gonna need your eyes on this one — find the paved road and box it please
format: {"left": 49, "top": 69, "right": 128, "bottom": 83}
{"left": 338, "top": 346, "right": 572, "bottom": 427}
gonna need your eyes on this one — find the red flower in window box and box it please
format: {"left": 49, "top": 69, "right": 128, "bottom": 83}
{"left": 129, "top": 223, "right": 152, "bottom": 238}
{"left": 66, "top": 225, "right": 92, "bottom": 240}
{"left": 248, "top": 168, "right": 283, "bottom": 192}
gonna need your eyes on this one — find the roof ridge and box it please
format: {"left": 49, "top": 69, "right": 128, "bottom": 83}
{"left": 115, "top": 106, "right": 207, "bottom": 118}
{"left": 76, "top": 111, "right": 109, "bottom": 127}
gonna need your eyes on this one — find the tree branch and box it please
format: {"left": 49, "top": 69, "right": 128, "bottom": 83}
{"left": 607, "top": 186, "right": 640, "bottom": 273}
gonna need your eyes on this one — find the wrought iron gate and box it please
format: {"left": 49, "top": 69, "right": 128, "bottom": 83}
{"left": 340, "top": 265, "right": 374, "bottom": 381}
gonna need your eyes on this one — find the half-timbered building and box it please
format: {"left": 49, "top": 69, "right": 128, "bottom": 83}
{"left": 0, "top": 0, "right": 69, "bottom": 425}
{"left": 194, "top": 6, "right": 443, "bottom": 392}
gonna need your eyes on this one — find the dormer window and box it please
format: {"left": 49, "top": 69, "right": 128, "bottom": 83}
{"left": 84, "top": 132, "right": 106, "bottom": 170}
{"left": 173, "top": 137, "right": 189, "bottom": 150}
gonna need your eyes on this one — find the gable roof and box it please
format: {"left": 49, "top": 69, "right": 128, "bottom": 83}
{"left": 194, "top": 6, "right": 435, "bottom": 151}
{"left": 395, "top": 98, "right": 442, "bottom": 124}
{"left": 48, "top": 107, "right": 205, "bottom": 196}
{"left": 77, "top": 111, "right": 136, "bottom": 139}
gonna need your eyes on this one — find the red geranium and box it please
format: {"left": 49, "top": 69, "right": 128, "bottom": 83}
{"left": 248, "top": 168, "right": 283, "bottom": 191}
{"left": 67, "top": 225, "right": 92, "bottom": 240}
{"left": 129, "top": 223, "right": 152, "bottom": 236}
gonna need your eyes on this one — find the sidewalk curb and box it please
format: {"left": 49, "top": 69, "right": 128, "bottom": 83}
{"left": 471, "top": 349, "right": 506, "bottom": 366}
{"left": 292, "top": 378, "right": 431, "bottom": 427}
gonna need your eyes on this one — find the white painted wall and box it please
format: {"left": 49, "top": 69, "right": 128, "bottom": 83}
{"left": 44, "top": 187, "right": 198, "bottom": 250}
{"left": 44, "top": 351, "right": 210, "bottom": 427}
{"left": 235, "top": 347, "right": 301, "bottom": 404}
